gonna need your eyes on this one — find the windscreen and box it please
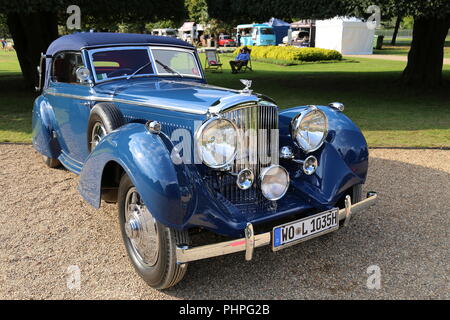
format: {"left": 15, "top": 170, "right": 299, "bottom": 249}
{"left": 151, "top": 49, "right": 200, "bottom": 77}
{"left": 90, "top": 48, "right": 153, "bottom": 81}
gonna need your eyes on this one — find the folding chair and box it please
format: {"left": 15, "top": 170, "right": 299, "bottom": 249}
{"left": 237, "top": 52, "right": 253, "bottom": 73}
{"left": 204, "top": 49, "right": 223, "bottom": 72}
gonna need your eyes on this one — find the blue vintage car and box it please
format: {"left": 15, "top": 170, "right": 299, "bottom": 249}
{"left": 32, "top": 32, "right": 377, "bottom": 289}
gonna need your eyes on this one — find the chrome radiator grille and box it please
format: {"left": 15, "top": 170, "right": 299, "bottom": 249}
{"left": 217, "top": 102, "right": 279, "bottom": 207}
{"left": 222, "top": 102, "right": 279, "bottom": 177}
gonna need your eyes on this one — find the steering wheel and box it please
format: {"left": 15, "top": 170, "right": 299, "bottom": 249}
{"left": 107, "top": 68, "right": 134, "bottom": 78}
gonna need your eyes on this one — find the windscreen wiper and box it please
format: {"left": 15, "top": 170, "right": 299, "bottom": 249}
{"left": 127, "top": 61, "right": 152, "bottom": 80}
{"left": 155, "top": 59, "right": 183, "bottom": 78}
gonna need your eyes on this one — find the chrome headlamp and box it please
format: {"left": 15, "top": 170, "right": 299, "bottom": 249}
{"left": 291, "top": 106, "right": 328, "bottom": 153}
{"left": 195, "top": 117, "right": 238, "bottom": 169}
{"left": 260, "top": 165, "right": 290, "bottom": 201}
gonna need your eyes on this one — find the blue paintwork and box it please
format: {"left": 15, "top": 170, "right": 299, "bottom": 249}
{"left": 32, "top": 35, "right": 370, "bottom": 238}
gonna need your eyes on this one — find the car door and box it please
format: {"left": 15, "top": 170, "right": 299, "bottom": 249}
{"left": 44, "top": 51, "right": 92, "bottom": 168}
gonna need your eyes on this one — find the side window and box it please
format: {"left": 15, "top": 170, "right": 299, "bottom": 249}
{"left": 52, "top": 52, "right": 84, "bottom": 84}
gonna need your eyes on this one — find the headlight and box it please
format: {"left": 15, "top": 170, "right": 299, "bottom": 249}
{"left": 260, "top": 165, "right": 290, "bottom": 201}
{"left": 291, "top": 106, "right": 328, "bottom": 153}
{"left": 196, "top": 117, "right": 238, "bottom": 168}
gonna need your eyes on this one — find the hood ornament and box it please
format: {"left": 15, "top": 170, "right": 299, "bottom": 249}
{"left": 240, "top": 79, "right": 253, "bottom": 95}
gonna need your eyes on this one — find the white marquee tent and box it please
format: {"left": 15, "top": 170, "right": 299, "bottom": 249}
{"left": 315, "top": 17, "right": 375, "bottom": 55}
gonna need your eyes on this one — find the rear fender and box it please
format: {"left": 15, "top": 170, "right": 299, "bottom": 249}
{"left": 31, "top": 96, "right": 61, "bottom": 158}
{"left": 78, "top": 123, "right": 196, "bottom": 229}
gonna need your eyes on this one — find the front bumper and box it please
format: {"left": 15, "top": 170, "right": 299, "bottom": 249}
{"left": 176, "top": 192, "right": 377, "bottom": 263}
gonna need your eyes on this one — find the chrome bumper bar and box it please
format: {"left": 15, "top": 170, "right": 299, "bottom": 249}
{"left": 176, "top": 192, "right": 378, "bottom": 264}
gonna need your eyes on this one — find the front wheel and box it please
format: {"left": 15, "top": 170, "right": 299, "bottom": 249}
{"left": 118, "top": 174, "right": 189, "bottom": 289}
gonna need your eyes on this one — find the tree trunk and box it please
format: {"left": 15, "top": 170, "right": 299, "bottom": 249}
{"left": 390, "top": 15, "right": 402, "bottom": 46}
{"left": 6, "top": 12, "right": 58, "bottom": 89}
{"left": 401, "top": 15, "right": 450, "bottom": 88}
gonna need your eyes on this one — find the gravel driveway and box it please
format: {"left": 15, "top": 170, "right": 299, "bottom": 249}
{"left": 0, "top": 145, "right": 448, "bottom": 299}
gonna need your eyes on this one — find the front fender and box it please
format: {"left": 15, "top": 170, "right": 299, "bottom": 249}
{"left": 279, "top": 105, "right": 369, "bottom": 206}
{"left": 78, "top": 123, "right": 196, "bottom": 229}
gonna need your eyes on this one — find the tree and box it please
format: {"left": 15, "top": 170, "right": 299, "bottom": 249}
{"left": 399, "top": 2, "right": 450, "bottom": 87}
{"left": 186, "top": 0, "right": 209, "bottom": 24}
{"left": 0, "top": 14, "right": 10, "bottom": 38}
{"left": 206, "top": 0, "right": 450, "bottom": 88}
{"left": 390, "top": 15, "right": 402, "bottom": 45}
{"left": 0, "top": 0, "right": 185, "bottom": 89}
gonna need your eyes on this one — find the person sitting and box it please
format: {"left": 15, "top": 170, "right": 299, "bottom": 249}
{"left": 229, "top": 47, "right": 250, "bottom": 74}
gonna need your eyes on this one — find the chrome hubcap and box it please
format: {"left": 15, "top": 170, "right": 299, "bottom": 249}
{"left": 91, "top": 122, "right": 106, "bottom": 149}
{"left": 124, "top": 187, "right": 159, "bottom": 266}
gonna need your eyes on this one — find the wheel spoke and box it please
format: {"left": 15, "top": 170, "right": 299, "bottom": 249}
{"left": 124, "top": 187, "right": 159, "bottom": 266}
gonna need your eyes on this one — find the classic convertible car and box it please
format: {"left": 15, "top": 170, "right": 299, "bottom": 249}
{"left": 32, "top": 33, "right": 377, "bottom": 289}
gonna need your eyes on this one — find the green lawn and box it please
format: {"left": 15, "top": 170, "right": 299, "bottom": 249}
{"left": 1, "top": 50, "right": 449, "bottom": 147}
{"left": 377, "top": 36, "right": 450, "bottom": 58}
{"left": 374, "top": 45, "right": 450, "bottom": 58}
{"left": 0, "top": 51, "right": 35, "bottom": 142}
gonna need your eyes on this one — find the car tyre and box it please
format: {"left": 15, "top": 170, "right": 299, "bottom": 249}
{"left": 352, "top": 184, "right": 362, "bottom": 203}
{"left": 42, "top": 155, "right": 61, "bottom": 168}
{"left": 87, "top": 103, "right": 124, "bottom": 152}
{"left": 118, "top": 173, "right": 189, "bottom": 289}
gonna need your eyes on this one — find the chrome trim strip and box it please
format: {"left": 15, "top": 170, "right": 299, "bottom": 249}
{"left": 175, "top": 192, "right": 377, "bottom": 263}
{"left": 43, "top": 90, "right": 207, "bottom": 115}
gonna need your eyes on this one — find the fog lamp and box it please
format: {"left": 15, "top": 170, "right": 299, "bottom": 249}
{"left": 236, "top": 168, "right": 254, "bottom": 190}
{"left": 260, "top": 165, "right": 290, "bottom": 201}
{"left": 303, "top": 155, "right": 318, "bottom": 175}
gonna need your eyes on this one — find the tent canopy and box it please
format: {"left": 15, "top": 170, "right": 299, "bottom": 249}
{"left": 264, "top": 17, "right": 290, "bottom": 44}
{"left": 315, "top": 17, "right": 375, "bottom": 55}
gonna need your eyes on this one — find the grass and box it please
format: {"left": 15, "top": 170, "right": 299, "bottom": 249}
{"left": 0, "top": 51, "right": 35, "bottom": 142}
{"left": 1, "top": 50, "right": 449, "bottom": 147}
{"left": 375, "top": 45, "right": 450, "bottom": 58}
{"left": 377, "top": 36, "right": 450, "bottom": 58}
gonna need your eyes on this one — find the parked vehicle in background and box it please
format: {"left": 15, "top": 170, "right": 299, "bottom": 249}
{"left": 283, "top": 30, "right": 311, "bottom": 47}
{"left": 151, "top": 28, "right": 178, "bottom": 38}
{"left": 218, "top": 34, "right": 236, "bottom": 47}
{"left": 32, "top": 32, "right": 377, "bottom": 290}
{"left": 236, "top": 24, "right": 276, "bottom": 46}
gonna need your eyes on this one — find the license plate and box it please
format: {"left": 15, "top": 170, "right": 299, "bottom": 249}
{"left": 272, "top": 208, "right": 339, "bottom": 251}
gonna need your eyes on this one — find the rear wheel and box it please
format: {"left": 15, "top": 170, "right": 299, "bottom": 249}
{"left": 87, "top": 103, "right": 124, "bottom": 152}
{"left": 118, "top": 174, "right": 189, "bottom": 289}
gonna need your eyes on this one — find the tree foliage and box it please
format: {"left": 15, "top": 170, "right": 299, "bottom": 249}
{"left": 206, "top": 0, "right": 450, "bottom": 24}
{"left": 0, "top": 0, "right": 186, "bottom": 88}
{"left": 0, "top": 14, "right": 9, "bottom": 38}
{"left": 186, "top": 0, "right": 209, "bottom": 24}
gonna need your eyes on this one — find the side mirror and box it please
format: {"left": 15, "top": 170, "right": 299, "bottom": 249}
{"left": 75, "top": 67, "right": 92, "bottom": 84}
